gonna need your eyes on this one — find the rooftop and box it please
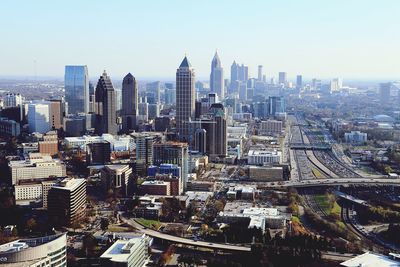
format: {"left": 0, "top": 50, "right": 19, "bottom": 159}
{"left": 340, "top": 252, "right": 400, "bottom": 267}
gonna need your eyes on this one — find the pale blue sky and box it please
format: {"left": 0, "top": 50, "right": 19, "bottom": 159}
{"left": 1, "top": 0, "right": 399, "bottom": 80}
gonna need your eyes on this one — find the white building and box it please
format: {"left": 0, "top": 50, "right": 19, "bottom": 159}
{"left": 0, "top": 233, "right": 67, "bottom": 266}
{"left": 4, "top": 93, "right": 24, "bottom": 108}
{"left": 344, "top": 131, "right": 367, "bottom": 145}
{"left": 14, "top": 180, "right": 57, "bottom": 208}
{"left": 248, "top": 149, "right": 281, "bottom": 165}
{"left": 218, "top": 202, "right": 289, "bottom": 232}
{"left": 9, "top": 153, "right": 66, "bottom": 185}
{"left": 64, "top": 134, "right": 135, "bottom": 152}
{"left": 28, "top": 102, "right": 50, "bottom": 133}
{"left": 100, "top": 234, "right": 152, "bottom": 267}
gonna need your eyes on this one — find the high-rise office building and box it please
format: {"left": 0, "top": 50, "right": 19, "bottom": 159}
{"left": 121, "top": 73, "right": 138, "bottom": 132}
{"left": 258, "top": 65, "right": 263, "bottom": 81}
{"left": 278, "top": 72, "right": 287, "bottom": 85}
{"left": 238, "top": 64, "right": 249, "bottom": 82}
{"left": 48, "top": 178, "right": 86, "bottom": 226}
{"left": 268, "top": 96, "right": 285, "bottom": 116}
{"left": 210, "top": 52, "right": 224, "bottom": 99}
{"left": 296, "top": 75, "right": 302, "bottom": 88}
{"left": 95, "top": 71, "right": 117, "bottom": 135}
{"left": 176, "top": 56, "right": 195, "bottom": 142}
{"left": 28, "top": 102, "right": 50, "bottom": 133}
{"left": 64, "top": 65, "right": 89, "bottom": 114}
{"left": 202, "top": 103, "right": 227, "bottom": 158}
{"left": 330, "top": 78, "right": 342, "bottom": 92}
{"left": 146, "top": 81, "right": 161, "bottom": 104}
{"left": 4, "top": 93, "right": 24, "bottom": 108}
{"left": 379, "top": 82, "right": 391, "bottom": 105}
{"left": 230, "top": 61, "right": 239, "bottom": 83}
{"left": 153, "top": 141, "right": 189, "bottom": 193}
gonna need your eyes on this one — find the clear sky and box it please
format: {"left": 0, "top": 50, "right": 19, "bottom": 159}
{"left": 1, "top": 0, "right": 399, "bottom": 81}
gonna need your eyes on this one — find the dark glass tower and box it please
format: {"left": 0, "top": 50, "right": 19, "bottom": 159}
{"left": 95, "top": 71, "right": 117, "bottom": 135}
{"left": 121, "top": 73, "right": 138, "bottom": 132}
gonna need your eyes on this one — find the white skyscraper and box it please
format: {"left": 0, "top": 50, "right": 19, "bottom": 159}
{"left": 28, "top": 102, "right": 50, "bottom": 133}
{"left": 176, "top": 56, "right": 195, "bottom": 142}
{"left": 210, "top": 52, "right": 224, "bottom": 99}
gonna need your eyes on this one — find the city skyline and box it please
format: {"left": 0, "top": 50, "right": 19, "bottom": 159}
{"left": 1, "top": 0, "right": 400, "bottom": 80}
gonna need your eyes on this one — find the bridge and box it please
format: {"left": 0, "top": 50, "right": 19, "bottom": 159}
{"left": 334, "top": 190, "right": 369, "bottom": 206}
{"left": 290, "top": 143, "right": 331, "bottom": 151}
{"left": 122, "top": 217, "right": 251, "bottom": 252}
{"left": 255, "top": 177, "right": 400, "bottom": 189}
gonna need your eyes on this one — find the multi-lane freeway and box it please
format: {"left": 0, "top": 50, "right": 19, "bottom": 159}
{"left": 256, "top": 177, "right": 400, "bottom": 189}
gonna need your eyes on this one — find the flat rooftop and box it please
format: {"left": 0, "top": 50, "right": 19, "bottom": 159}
{"left": 340, "top": 252, "right": 400, "bottom": 267}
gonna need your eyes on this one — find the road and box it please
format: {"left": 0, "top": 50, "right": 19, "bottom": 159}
{"left": 250, "top": 177, "right": 400, "bottom": 189}
{"left": 122, "top": 217, "right": 251, "bottom": 252}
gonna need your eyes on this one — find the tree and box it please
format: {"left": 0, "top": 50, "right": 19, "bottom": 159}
{"left": 82, "top": 234, "right": 97, "bottom": 257}
{"left": 100, "top": 218, "right": 109, "bottom": 231}
{"left": 26, "top": 218, "right": 37, "bottom": 232}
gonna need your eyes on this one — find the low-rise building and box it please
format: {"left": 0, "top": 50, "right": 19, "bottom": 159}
{"left": 14, "top": 179, "right": 58, "bottom": 208}
{"left": 218, "top": 202, "right": 290, "bottom": 232}
{"left": 247, "top": 149, "right": 281, "bottom": 165}
{"left": 344, "top": 131, "right": 367, "bottom": 145}
{"left": 140, "top": 181, "right": 171, "bottom": 196}
{"left": 248, "top": 166, "right": 284, "bottom": 181}
{"left": 100, "top": 234, "right": 152, "bottom": 267}
{"left": 38, "top": 131, "right": 58, "bottom": 156}
{"left": 260, "top": 120, "right": 283, "bottom": 135}
{"left": 9, "top": 153, "right": 66, "bottom": 185}
{"left": 0, "top": 233, "right": 67, "bottom": 266}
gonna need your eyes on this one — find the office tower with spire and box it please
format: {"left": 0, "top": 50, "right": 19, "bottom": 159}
{"left": 95, "top": 71, "right": 117, "bottom": 135}
{"left": 64, "top": 65, "right": 89, "bottom": 114}
{"left": 121, "top": 73, "right": 138, "bottom": 132}
{"left": 210, "top": 52, "right": 224, "bottom": 99}
{"left": 176, "top": 56, "right": 195, "bottom": 142}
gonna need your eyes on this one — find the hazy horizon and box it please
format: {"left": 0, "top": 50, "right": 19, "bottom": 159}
{"left": 1, "top": 0, "right": 400, "bottom": 80}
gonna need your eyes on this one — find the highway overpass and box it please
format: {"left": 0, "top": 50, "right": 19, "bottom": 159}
{"left": 122, "top": 217, "right": 251, "bottom": 252}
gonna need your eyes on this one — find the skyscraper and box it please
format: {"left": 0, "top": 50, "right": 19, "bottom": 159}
{"left": 230, "top": 61, "right": 239, "bottom": 83}
{"left": 278, "top": 72, "right": 287, "bottom": 85}
{"left": 210, "top": 52, "right": 224, "bottom": 99}
{"left": 379, "top": 82, "right": 391, "bottom": 105}
{"left": 64, "top": 65, "right": 89, "bottom": 114}
{"left": 258, "top": 65, "right": 263, "bottom": 81}
{"left": 238, "top": 64, "right": 249, "bottom": 82}
{"left": 95, "top": 71, "right": 117, "bottom": 135}
{"left": 146, "top": 81, "right": 161, "bottom": 104}
{"left": 121, "top": 73, "right": 138, "bottom": 132}
{"left": 176, "top": 56, "right": 195, "bottom": 142}
{"left": 296, "top": 75, "right": 303, "bottom": 88}
{"left": 268, "top": 96, "right": 285, "bottom": 116}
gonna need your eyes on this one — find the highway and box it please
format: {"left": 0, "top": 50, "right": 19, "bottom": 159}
{"left": 254, "top": 177, "right": 400, "bottom": 189}
{"left": 121, "top": 217, "right": 251, "bottom": 252}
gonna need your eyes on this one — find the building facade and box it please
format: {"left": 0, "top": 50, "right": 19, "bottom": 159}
{"left": 176, "top": 56, "right": 195, "bottom": 142}
{"left": 95, "top": 71, "right": 118, "bottom": 135}
{"left": 121, "top": 73, "right": 138, "bottom": 132}
{"left": 65, "top": 65, "right": 89, "bottom": 114}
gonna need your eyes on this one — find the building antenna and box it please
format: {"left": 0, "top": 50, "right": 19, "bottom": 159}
{"left": 33, "top": 59, "right": 37, "bottom": 84}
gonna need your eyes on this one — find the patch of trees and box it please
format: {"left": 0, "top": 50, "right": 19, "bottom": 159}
{"left": 304, "top": 208, "right": 358, "bottom": 243}
{"left": 356, "top": 206, "right": 400, "bottom": 224}
{"left": 381, "top": 223, "right": 400, "bottom": 245}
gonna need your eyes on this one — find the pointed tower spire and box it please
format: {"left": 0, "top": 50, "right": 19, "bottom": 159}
{"left": 179, "top": 56, "right": 192, "bottom": 68}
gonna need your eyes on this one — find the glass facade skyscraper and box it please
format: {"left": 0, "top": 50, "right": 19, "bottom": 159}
{"left": 64, "top": 65, "right": 89, "bottom": 114}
